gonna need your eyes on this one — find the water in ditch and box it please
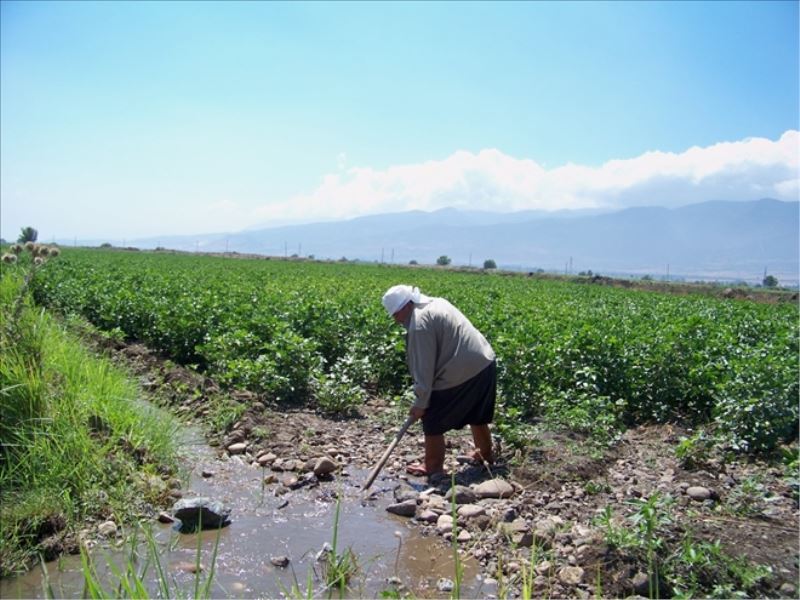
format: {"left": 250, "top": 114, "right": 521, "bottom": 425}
{"left": 1, "top": 427, "right": 489, "bottom": 599}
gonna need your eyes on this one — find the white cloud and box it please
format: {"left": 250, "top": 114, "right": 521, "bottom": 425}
{"left": 253, "top": 130, "right": 799, "bottom": 224}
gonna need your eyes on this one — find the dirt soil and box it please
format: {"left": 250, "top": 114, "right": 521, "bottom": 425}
{"left": 98, "top": 337, "right": 799, "bottom": 598}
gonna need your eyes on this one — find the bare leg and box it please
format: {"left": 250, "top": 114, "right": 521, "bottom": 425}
{"left": 424, "top": 434, "right": 446, "bottom": 475}
{"left": 470, "top": 424, "right": 494, "bottom": 463}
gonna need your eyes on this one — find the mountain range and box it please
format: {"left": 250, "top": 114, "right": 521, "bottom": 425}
{"left": 131, "top": 198, "right": 798, "bottom": 285}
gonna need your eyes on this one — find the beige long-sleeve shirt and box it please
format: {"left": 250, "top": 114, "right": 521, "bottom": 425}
{"left": 406, "top": 297, "right": 495, "bottom": 410}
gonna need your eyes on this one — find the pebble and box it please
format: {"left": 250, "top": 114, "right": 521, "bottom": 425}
{"left": 157, "top": 512, "right": 175, "bottom": 524}
{"left": 558, "top": 566, "right": 584, "bottom": 585}
{"left": 436, "top": 514, "right": 454, "bottom": 534}
{"left": 257, "top": 452, "right": 276, "bottom": 466}
{"left": 386, "top": 501, "right": 417, "bottom": 517}
{"left": 175, "top": 561, "right": 203, "bottom": 573}
{"left": 314, "top": 457, "right": 337, "bottom": 476}
{"left": 457, "top": 504, "right": 486, "bottom": 519}
{"left": 227, "top": 442, "right": 247, "bottom": 455}
{"left": 445, "top": 485, "right": 477, "bottom": 504}
{"left": 686, "top": 486, "right": 712, "bottom": 501}
{"left": 416, "top": 509, "right": 439, "bottom": 523}
{"left": 270, "top": 555, "right": 290, "bottom": 568}
{"left": 437, "top": 578, "right": 454, "bottom": 592}
{"left": 98, "top": 521, "right": 117, "bottom": 537}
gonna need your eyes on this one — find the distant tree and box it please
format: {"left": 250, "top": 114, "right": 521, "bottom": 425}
{"left": 409, "top": 259, "right": 418, "bottom": 265}
{"left": 100, "top": 242, "right": 112, "bottom": 248}
{"left": 763, "top": 274, "right": 779, "bottom": 288}
{"left": 483, "top": 259, "right": 497, "bottom": 269}
{"left": 436, "top": 255, "right": 451, "bottom": 266}
{"left": 0, "top": 238, "right": 6, "bottom": 245}
{"left": 641, "top": 274, "right": 653, "bottom": 281}
{"left": 17, "top": 226, "right": 38, "bottom": 243}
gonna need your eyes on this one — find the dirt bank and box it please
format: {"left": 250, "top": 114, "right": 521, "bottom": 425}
{"left": 99, "top": 337, "right": 799, "bottom": 598}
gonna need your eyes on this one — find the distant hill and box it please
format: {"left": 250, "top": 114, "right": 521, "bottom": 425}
{"left": 132, "top": 199, "right": 799, "bottom": 285}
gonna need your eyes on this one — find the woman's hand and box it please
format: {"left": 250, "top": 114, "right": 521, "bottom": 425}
{"left": 409, "top": 406, "right": 426, "bottom": 420}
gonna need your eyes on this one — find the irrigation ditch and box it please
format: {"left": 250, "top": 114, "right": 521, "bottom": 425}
{"left": 2, "top": 335, "right": 798, "bottom": 598}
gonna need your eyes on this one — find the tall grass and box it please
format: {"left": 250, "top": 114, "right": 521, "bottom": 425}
{"left": 0, "top": 264, "right": 179, "bottom": 576}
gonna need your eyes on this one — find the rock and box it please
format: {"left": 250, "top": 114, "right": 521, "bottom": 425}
{"left": 499, "top": 518, "right": 533, "bottom": 547}
{"left": 457, "top": 504, "right": 486, "bottom": 519}
{"left": 314, "top": 457, "right": 337, "bottom": 476}
{"left": 386, "top": 501, "right": 417, "bottom": 517}
{"left": 437, "top": 578, "right": 454, "bottom": 592}
{"left": 474, "top": 478, "right": 514, "bottom": 499}
{"left": 558, "top": 566, "right": 584, "bottom": 585}
{"left": 98, "top": 521, "right": 117, "bottom": 537}
{"left": 224, "top": 429, "right": 246, "bottom": 446}
{"left": 172, "top": 497, "right": 232, "bottom": 532}
{"left": 632, "top": 571, "right": 651, "bottom": 596}
{"left": 445, "top": 485, "right": 477, "bottom": 505}
{"left": 175, "top": 561, "right": 203, "bottom": 573}
{"left": 501, "top": 507, "right": 518, "bottom": 522}
{"left": 686, "top": 486, "right": 713, "bottom": 501}
{"left": 270, "top": 555, "right": 290, "bottom": 568}
{"left": 416, "top": 509, "right": 439, "bottom": 523}
{"left": 536, "top": 560, "right": 553, "bottom": 575}
{"left": 534, "top": 515, "right": 564, "bottom": 539}
{"left": 779, "top": 583, "right": 797, "bottom": 597}
{"left": 257, "top": 452, "right": 277, "bottom": 466}
{"left": 281, "top": 474, "right": 299, "bottom": 488}
{"left": 227, "top": 442, "right": 247, "bottom": 455}
{"left": 263, "top": 474, "right": 278, "bottom": 485}
{"left": 471, "top": 514, "right": 491, "bottom": 531}
{"left": 157, "top": 512, "right": 175, "bottom": 524}
{"left": 436, "top": 514, "right": 454, "bottom": 534}
{"left": 456, "top": 529, "right": 472, "bottom": 543}
{"left": 394, "top": 485, "right": 420, "bottom": 503}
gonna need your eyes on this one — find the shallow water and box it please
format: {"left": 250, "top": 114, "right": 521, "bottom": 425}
{"left": 1, "top": 428, "right": 487, "bottom": 599}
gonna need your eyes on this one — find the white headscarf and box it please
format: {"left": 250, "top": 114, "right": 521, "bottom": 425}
{"left": 381, "top": 285, "right": 433, "bottom": 316}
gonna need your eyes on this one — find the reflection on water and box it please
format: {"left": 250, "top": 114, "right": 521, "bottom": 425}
{"left": 1, "top": 427, "right": 485, "bottom": 599}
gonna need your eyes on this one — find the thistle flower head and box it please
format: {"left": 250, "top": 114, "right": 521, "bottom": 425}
{"left": 49, "top": 247, "right": 61, "bottom": 257}
{"left": 24, "top": 241, "right": 35, "bottom": 252}
{"left": 10, "top": 244, "right": 23, "bottom": 255}
{"left": 38, "top": 246, "right": 51, "bottom": 257}
{"left": 33, "top": 256, "right": 44, "bottom": 266}
{"left": 2, "top": 253, "right": 17, "bottom": 264}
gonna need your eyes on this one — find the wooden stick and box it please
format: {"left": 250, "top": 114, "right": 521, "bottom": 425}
{"left": 362, "top": 415, "right": 416, "bottom": 491}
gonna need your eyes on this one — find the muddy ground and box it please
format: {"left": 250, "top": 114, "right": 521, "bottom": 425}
{"left": 99, "top": 338, "right": 799, "bottom": 598}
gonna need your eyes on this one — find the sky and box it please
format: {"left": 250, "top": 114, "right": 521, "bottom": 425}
{"left": 1, "top": 0, "right": 798, "bottom": 242}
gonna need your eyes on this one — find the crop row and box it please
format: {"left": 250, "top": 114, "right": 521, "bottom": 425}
{"left": 30, "top": 249, "right": 799, "bottom": 451}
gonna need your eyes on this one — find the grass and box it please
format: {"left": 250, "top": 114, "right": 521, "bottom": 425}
{"left": 0, "top": 265, "right": 179, "bottom": 576}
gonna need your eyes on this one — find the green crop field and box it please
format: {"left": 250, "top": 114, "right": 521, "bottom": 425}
{"left": 31, "top": 248, "right": 799, "bottom": 453}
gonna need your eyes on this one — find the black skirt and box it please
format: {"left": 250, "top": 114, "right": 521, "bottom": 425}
{"left": 422, "top": 361, "right": 496, "bottom": 436}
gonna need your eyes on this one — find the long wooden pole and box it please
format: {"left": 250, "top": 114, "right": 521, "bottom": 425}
{"left": 362, "top": 415, "right": 416, "bottom": 491}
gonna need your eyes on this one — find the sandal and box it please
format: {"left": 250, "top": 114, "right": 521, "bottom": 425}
{"left": 405, "top": 463, "right": 428, "bottom": 476}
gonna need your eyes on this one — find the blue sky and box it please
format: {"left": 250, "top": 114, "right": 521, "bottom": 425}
{"left": 1, "top": 0, "right": 798, "bottom": 241}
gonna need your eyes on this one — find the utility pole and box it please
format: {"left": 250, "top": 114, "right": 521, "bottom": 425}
{"left": 666, "top": 264, "right": 670, "bottom": 281}
{"left": 390, "top": 248, "right": 394, "bottom": 264}
{"left": 225, "top": 238, "right": 229, "bottom": 253}
{"left": 284, "top": 241, "right": 288, "bottom": 258}
{"left": 381, "top": 248, "right": 385, "bottom": 263}
{"left": 298, "top": 243, "right": 301, "bottom": 257}
{"left": 469, "top": 252, "right": 472, "bottom": 267}
{"left": 569, "top": 256, "right": 573, "bottom": 274}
